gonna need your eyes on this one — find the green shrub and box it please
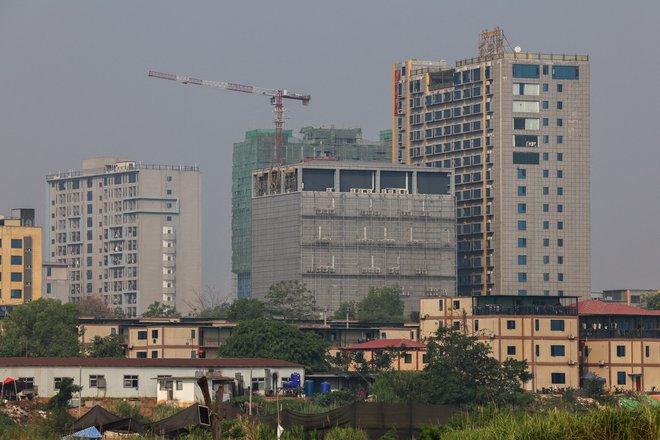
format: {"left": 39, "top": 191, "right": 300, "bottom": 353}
{"left": 325, "top": 427, "right": 369, "bottom": 440}
{"left": 111, "top": 400, "right": 144, "bottom": 421}
{"left": 311, "top": 389, "right": 357, "bottom": 408}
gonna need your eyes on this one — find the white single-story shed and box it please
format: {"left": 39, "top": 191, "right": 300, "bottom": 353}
{"left": 0, "top": 357, "right": 304, "bottom": 402}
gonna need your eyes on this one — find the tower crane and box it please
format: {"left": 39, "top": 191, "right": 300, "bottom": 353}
{"left": 148, "top": 70, "right": 311, "bottom": 165}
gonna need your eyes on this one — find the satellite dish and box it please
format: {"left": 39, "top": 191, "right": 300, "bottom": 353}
{"left": 514, "top": 46, "right": 522, "bottom": 53}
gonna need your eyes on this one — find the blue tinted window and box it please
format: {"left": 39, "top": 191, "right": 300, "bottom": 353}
{"left": 543, "top": 135, "right": 549, "bottom": 144}
{"left": 543, "top": 118, "right": 548, "bottom": 126}
{"left": 542, "top": 65, "right": 549, "bottom": 75}
{"left": 543, "top": 238, "right": 550, "bottom": 247}
{"left": 517, "top": 203, "right": 526, "bottom": 213}
{"left": 557, "top": 101, "right": 563, "bottom": 110}
{"left": 472, "top": 68, "right": 481, "bottom": 81}
{"left": 552, "top": 373, "right": 566, "bottom": 384}
{"left": 11, "top": 239, "right": 22, "bottom": 248}
{"left": 517, "top": 220, "right": 527, "bottom": 231}
{"left": 543, "top": 256, "right": 550, "bottom": 264}
{"left": 617, "top": 372, "right": 626, "bottom": 385}
{"left": 512, "top": 64, "right": 540, "bottom": 78}
{"left": 557, "top": 153, "right": 563, "bottom": 161}
{"left": 518, "top": 255, "right": 527, "bottom": 265}
{"left": 557, "top": 84, "right": 563, "bottom": 92}
{"left": 518, "top": 238, "right": 527, "bottom": 248}
{"left": 543, "top": 169, "right": 549, "bottom": 178}
{"left": 551, "top": 345, "right": 565, "bottom": 356}
{"left": 543, "top": 152, "right": 549, "bottom": 161}
{"left": 517, "top": 169, "right": 526, "bottom": 179}
{"left": 517, "top": 272, "right": 527, "bottom": 282}
{"left": 10, "top": 256, "right": 22, "bottom": 265}
{"left": 543, "top": 221, "right": 549, "bottom": 230}
{"left": 10, "top": 289, "right": 22, "bottom": 299}
{"left": 543, "top": 204, "right": 549, "bottom": 212}
{"left": 542, "top": 101, "right": 549, "bottom": 109}
{"left": 542, "top": 83, "right": 549, "bottom": 92}
{"left": 517, "top": 186, "right": 526, "bottom": 196}
{"left": 11, "top": 272, "right": 22, "bottom": 281}
{"left": 552, "top": 66, "right": 579, "bottom": 80}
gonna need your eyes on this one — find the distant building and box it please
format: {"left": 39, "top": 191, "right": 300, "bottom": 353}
{"left": 341, "top": 339, "right": 427, "bottom": 371}
{"left": 393, "top": 34, "right": 591, "bottom": 297}
{"left": 46, "top": 158, "right": 202, "bottom": 316}
{"left": 596, "top": 289, "right": 660, "bottom": 307}
{"left": 42, "top": 261, "right": 69, "bottom": 303}
{"left": 420, "top": 295, "right": 580, "bottom": 391}
{"left": 0, "top": 209, "right": 42, "bottom": 314}
{"left": 232, "top": 127, "right": 391, "bottom": 298}
{"left": 578, "top": 300, "right": 660, "bottom": 392}
{"left": 250, "top": 162, "right": 456, "bottom": 313}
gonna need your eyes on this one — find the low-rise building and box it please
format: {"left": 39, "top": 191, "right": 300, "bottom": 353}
{"left": 0, "top": 209, "right": 42, "bottom": 314}
{"left": 341, "top": 339, "right": 427, "bottom": 371}
{"left": 578, "top": 300, "right": 660, "bottom": 392}
{"left": 420, "top": 295, "right": 580, "bottom": 391}
{"left": 0, "top": 358, "right": 304, "bottom": 403}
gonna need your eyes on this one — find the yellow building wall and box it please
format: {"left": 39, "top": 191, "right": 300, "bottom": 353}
{"left": 79, "top": 324, "right": 119, "bottom": 344}
{"left": 0, "top": 223, "right": 42, "bottom": 306}
{"left": 345, "top": 349, "right": 426, "bottom": 372}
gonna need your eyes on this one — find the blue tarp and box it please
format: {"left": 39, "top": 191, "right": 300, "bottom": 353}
{"left": 62, "top": 426, "right": 102, "bottom": 439}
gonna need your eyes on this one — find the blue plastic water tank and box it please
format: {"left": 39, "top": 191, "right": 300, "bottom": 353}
{"left": 304, "top": 380, "right": 315, "bottom": 397}
{"left": 290, "top": 373, "right": 301, "bottom": 388}
{"left": 320, "top": 382, "right": 331, "bottom": 394}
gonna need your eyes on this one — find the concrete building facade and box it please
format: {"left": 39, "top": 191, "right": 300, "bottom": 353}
{"left": 419, "top": 295, "right": 580, "bottom": 391}
{"left": 42, "top": 261, "right": 69, "bottom": 303}
{"left": 0, "top": 209, "right": 42, "bottom": 314}
{"left": 250, "top": 162, "right": 456, "bottom": 312}
{"left": 232, "top": 127, "right": 390, "bottom": 298}
{"left": 46, "top": 158, "right": 202, "bottom": 316}
{"left": 393, "top": 46, "right": 591, "bottom": 298}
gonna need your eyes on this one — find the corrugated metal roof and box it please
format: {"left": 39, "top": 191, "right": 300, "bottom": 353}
{"left": 577, "top": 300, "right": 660, "bottom": 316}
{"left": 344, "top": 339, "right": 426, "bottom": 350}
{"left": 0, "top": 357, "right": 302, "bottom": 368}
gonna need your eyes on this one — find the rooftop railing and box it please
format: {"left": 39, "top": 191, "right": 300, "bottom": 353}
{"left": 472, "top": 304, "right": 578, "bottom": 316}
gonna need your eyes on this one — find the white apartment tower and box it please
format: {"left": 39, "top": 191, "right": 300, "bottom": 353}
{"left": 393, "top": 33, "right": 590, "bottom": 298}
{"left": 46, "top": 158, "right": 201, "bottom": 316}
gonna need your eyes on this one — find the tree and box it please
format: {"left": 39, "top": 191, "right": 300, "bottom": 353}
{"left": 185, "top": 286, "right": 232, "bottom": 318}
{"left": 265, "top": 281, "right": 318, "bottom": 321}
{"left": 0, "top": 299, "right": 80, "bottom": 357}
{"left": 641, "top": 292, "right": 660, "bottom": 310}
{"left": 356, "top": 286, "right": 404, "bottom": 322}
{"left": 142, "top": 301, "right": 180, "bottom": 318}
{"left": 226, "top": 298, "right": 267, "bottom": 321}
{"left": 218, "top": 319, "right": 328, "bottom": 372}
{"left": 86, "top": 335, "right": 125, "bottom": 358}
{"left": 422, "top": 327, "right": 532, "bottom": 405}
{"left": 79, "top": 294, "right": 122, "bottom": 318}
{"left": 333, "top": 301, "right": 358, "bottom": 321}
{"left": 48, "top": 377, "right": 81, "bottom": 410}
{"left": 371, "top": 371, "right": 425, "bottom": 403}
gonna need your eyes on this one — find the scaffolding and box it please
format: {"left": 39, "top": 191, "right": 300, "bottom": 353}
{"left": 231, "top": 127, "right": 391, "bottom": 298}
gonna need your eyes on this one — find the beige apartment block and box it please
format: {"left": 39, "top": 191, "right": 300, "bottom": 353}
{"left": 420, "top": 295, "right": 580, "bottom": 391}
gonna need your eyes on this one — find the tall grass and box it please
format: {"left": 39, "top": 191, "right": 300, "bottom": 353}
{"left": 420, "top": 404, "right": 660, "bottom": 440}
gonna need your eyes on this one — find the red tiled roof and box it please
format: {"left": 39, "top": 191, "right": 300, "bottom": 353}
{"left": 577, "top": 300, "right": 660, "bottom": 316}
{"left": 343, "top": 339, "right": 426, "bottom": 350}
{"left": 0, "top": 357, "right": 302, "bottom": 368}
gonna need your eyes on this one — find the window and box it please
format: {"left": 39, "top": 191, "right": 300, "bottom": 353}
{"left": 542, "top": 83, "right": 549, "bottom": 92}
{"left": 513, "top": 152, "right": 540, "bottom": 164}
{"left": 557, "top": 239, "right": 564, "bottom": 247}
{"left": 514, "top": 135, "right": 539, "bottom": 147}
{"left": 124, "top": 375, "right": 138, "bottom": 388}
{"left": 152, "top": 330, "right": 159, "bottom": 339}
{"left": 543, "top": 152, "right": 549, "bottom": 161}
{"left": 18, "top": 377, "right": 34, "bottom": 389}
{"left": 551, "top": 373, "right": 566, "bottom": 384}
{"left": 535, "top": 345, "right": 540, "bottom": 357}
{"left": 10, "top": 289, "right": 21, "bottom": 299}
{"left": 557, "top": 204, "right": 564, "bottom": 213}
{"left": 507, "top": 320, "right": 516, "bottom": 330}
{"left": 557, "top": 84, "right": 563, "bottom": 92}
{"left": 556, "top": 101, "right": 563, "bottom": 110}
{"left": 517, "top": 221, "right": 527, "bottom": 231}
{"left": 543, "top": 273, "right": 550, "bottom": 282}
{"left": 513, "top": 118, "right": 540, "bottom": 130}
{"left": 557, "top": 153, "right": 563, "bottom": 161}
{"left": 518, "top": 238, "right": 527, "bottom": 248}
{"left": 557, "top": 221, "right": 564, "bottom": 230}
{"left": 11, "top": 239, "right": 22, "bottom": 248}
{"left": 552, "top": 66, "right": 579, "bottom": 80}
{"left": 507, "top": 346, "right": 516, "bottom": 356}
{"left": 542, "top": 101, "right": 549, "bottom": 109}
{"left": 616, "top": 345, "right": 626, "bottom": 357}
{"left": 54, "top": 377, "right": 73, "bottom": 390}
{"left": 513, "top": 101, "right": 540, "bottom": 113}
{"left": 518, "top": 203, "right": 527, "bottom": 213}
{"left": 137, "top": 331, "right": 147, "bottom": 340}
{"left": 517, "top": 272, "right": 527, "bottom": 283}
{"left": 176, "top": 380, "right": 183, "bottom": 390}
{"left": 10, "top": 272, "right": 22, "bottom": 282}
{"left": 166, "top": 176, "right": 173, "bottom": 182}
{"left": 543, "top": 238, "right": 550, "bottom": 247}
{"left": 535, "top": 319, "right": 540, "bottom": 331}
{"left": 152, "top": 351, "right": 158, "bottom": 358}
{"left": 517, "top": 186, "right": 527, "bottom": 196}
{"left": 557, "top": 118, "right": 563, "bottom": 127}
{"left": 543, "top": 117, "right": 549, "bottom": 126}
{"left": 512, "top": 64, "right": 540, "bottom": 78}
{"left": 543, "top": 256, "right": 550, "bottom": 264}
{"left": 89, "top": 375, "right": 106, "bottom": 388}
{"left": 557, "top": 135, "right": 563, "bottom": 144}
{"left": 517, "top": 169, "right": 527, "bottom": 179}
{"left": 404, "top": 354, "right": 412, "bottom": 364}
{"left": 543, "top": 204, "right": 549, "bottom": 213}
{"left": 646, "top": 345, "right": 650, "bottom": 358}
{"left": 550, "top": 320, "right": 565, "bottom": 331}
{"left": 543, "top": 135, "right": 549, "bottom": 144}
{"left": 557, "top": 170, "right": 563, "bottom": 178}
{"left": 543, "top": 187, "right": 549, "bottom": 195}
{"left": 617, "top": 371, "right": 626, "bottom": 385}
{"left": 137, "top": 351, "right": 147, "bottom": 358}
{"left": 10, "top": 255, "right": 22, "bottom": 265}
{"left": 518, "top": 255, "right": 527, "bottom": 265}
{"left": 557, "top": 273, "right": 564, "bottom": 282}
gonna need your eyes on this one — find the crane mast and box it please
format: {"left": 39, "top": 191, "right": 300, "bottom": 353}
{"left": 148, "top": 70, "right": 310, "bottom": 165}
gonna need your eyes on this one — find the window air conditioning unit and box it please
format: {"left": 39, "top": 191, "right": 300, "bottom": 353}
{"left": 568, "top": 334, "right": 575, "bottom": 340}
{"left": 598, "top": 360, "right": 605, "bottom": 367}
{"left": 568, "top": 360, "right": 575, "bottom": 365}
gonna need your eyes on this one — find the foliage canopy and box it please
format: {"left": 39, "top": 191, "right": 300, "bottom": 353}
{"left": 356, "top": 286, "right": 405, "bottom": 322}
{"left": 0, "top": 299, "right": 80, "bottom": 357}
{"left": 218, "top": 319, "right": 328, "bottom": 372}
{"left": 142, "top": 301, "right": 180, "bottom": 318}
{"left": 265, "top": 281, "right": 318, "bottom": 321}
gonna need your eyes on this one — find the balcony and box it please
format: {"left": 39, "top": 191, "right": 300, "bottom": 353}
{"left": 580, "top": 329, "right": 660, "bottom": 340}
{"left": 472, "top": 305, "right": 577, "bottom": 316}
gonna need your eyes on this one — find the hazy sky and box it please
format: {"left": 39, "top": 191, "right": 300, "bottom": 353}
{"left": 1, "top": 0, "right": 659, "bottom": 295}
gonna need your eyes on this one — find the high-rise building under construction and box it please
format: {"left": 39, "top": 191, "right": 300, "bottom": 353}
{"left": 392, "top": 32, "right": 590, "bottom": 297}
{"left": 232, "top": 127, "right": 390, "bottom": 298}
